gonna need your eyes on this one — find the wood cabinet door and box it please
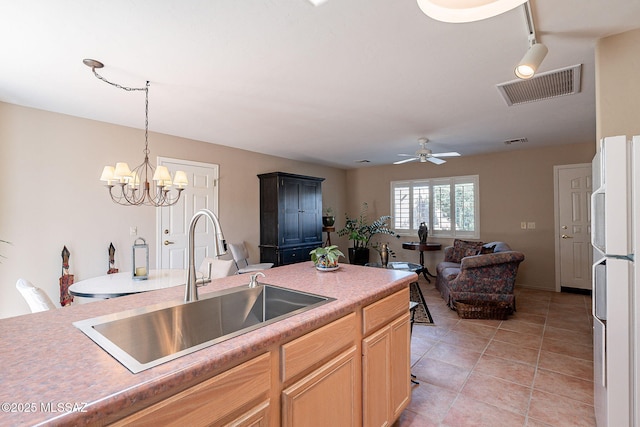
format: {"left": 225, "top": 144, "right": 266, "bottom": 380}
{"left": 389, "top": 313, "right": 411, "bottom": 420}
{"left": 362, "top": 326, "right": 391, "bottom": 427}
{"left": 299, "top": 179, "right": 322, "bottom": 243}
{"left": 281, "top": 178, "right": 303, "bottom": 246}
{"left": 282, "top": 346, "right": 358, "bottom": 427}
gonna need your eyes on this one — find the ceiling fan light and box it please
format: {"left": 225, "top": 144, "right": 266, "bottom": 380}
{"left": 416, "top": 0, "right": 527, "bottom": 23}
{"left": 515, "top": 42, "right": 548, "bottom": 79}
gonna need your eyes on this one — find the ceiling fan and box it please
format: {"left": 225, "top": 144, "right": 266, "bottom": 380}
{"left": 393, "top": 138, "right": 461, "bottom": 165}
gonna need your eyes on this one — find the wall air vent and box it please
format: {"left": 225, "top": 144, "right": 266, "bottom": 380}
{"left": 496, "top": 64, "right": 582, "bottom": 106}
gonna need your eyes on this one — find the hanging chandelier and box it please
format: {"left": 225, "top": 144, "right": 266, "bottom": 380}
{"left": 84, "top": 59, "right": 188, "bottom": 207}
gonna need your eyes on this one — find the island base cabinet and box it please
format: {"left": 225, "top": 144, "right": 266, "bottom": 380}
{"left": 363, "top": 313, "right": 411, "bottom": 427}
{"left": 225, "top": 400, "right": 270, "bottom": 427}
{"left": 282, "top": 346, "right": 358, "bottom": 427}
{"left": 111, "top": 353, "right": 271, "bottom": 427}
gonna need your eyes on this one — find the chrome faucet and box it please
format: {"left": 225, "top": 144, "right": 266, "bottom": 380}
{"left": 185, "top": 209, "right": 227, "bottom": 302}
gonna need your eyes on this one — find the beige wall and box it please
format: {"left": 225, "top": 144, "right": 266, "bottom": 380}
{"left": 12, "top": 31, "right": 639, "bottom": 318}
{"left": 0, "top": 102, "right": 348, "bottom": 318}
{"left": 595, "top": 28, "right": 640, "bottom": 141}
{"left": 343, "top": 143, "right": 595, "bottom": 290}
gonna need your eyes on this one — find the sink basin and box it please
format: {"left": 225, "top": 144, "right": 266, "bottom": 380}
{"left": 73, "top": 284, "right": 334, "bottom": 373}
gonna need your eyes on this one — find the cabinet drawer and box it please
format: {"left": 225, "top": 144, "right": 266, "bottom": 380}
{"left": 362, "top": 287, "right": 409, "bottom": 336}
{"left": 112, "top": 353, "right": 271, "bottom": 426}
{"left": 281, "top": 247, "right": 309, "bottom": 265}
{"left": 280, "top": 244, "right": 322, "bottom": 265}
{"left": 281, "top": 313, "right": 356, "bottom": 382}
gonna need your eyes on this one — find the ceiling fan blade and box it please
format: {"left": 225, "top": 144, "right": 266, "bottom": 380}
{"left": 427, "top": 157, "right": 446, "bottom": 165}
{"left": 432, "top": 152, "right": 461, "bottom": 157}
{"left": 397, "top": 153, "right": 416, "bottom": 157}
{"left": 394, "top": 157, "right": 419, "bottom": 165}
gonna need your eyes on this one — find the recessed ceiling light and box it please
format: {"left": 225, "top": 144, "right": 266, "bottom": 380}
{"left": 416, "top": 0, "right": 527, "bottom": 23}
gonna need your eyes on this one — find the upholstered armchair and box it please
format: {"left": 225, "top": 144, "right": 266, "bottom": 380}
{"left": 435, "top": 241, "right": 525, "bottom": 310}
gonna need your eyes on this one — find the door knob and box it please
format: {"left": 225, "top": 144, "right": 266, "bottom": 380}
{"left": 164, "top": 240, "right": 175, "bottom": 245}
{"left": 561, "top": 234, "right": 573, "bottom": 239}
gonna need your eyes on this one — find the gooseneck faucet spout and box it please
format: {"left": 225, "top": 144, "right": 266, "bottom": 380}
{"left": 185, "top": 209, "right": 227, "bottom": 302}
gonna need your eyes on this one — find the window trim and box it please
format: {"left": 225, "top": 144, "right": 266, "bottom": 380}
{"left": 390, "top": 175, "right": 480, "bottom": 239}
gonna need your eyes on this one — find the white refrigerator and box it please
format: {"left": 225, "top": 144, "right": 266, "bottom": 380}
{"left": 591, "top": 135, "right": 640, "bottom": 427}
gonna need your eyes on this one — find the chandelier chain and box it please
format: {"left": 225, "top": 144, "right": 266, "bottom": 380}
{"left": 92, "top": 69, "right": 151, "bottom": 156}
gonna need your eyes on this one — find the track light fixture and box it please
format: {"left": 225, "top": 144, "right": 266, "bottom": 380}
{"left": 514, "top": 1, "right": 547, "bottom": 79}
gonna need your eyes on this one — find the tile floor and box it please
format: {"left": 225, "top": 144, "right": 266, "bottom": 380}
{"left": 396, "top": 279, "right": 595, "bottom": 427}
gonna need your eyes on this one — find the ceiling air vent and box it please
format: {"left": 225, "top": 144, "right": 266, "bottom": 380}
{"left": 504, "top": 137, "right": 528, "bottom": 145}
{"left": 496, "top": 64, "right": 582, "bottom": 106}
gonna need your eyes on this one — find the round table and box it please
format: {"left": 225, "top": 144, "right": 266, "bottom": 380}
{"left": 69, "top": 269, "right": 187, "bottom": 299}
{"left": 401, "top": 242, "right": 442, "bottom": 282}
{"left": 365, "top": 261, "right": 433, "bottom": 324}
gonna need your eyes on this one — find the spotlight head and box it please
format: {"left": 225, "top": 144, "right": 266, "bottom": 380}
{"left": 515, "top": 43, "right": 548, "bottom": 79}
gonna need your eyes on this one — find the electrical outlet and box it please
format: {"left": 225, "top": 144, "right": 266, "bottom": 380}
{"left": 527, "top": 222, "right": 536, "bottom": 229}
{"left": 130, "top": 226, "right": 137, "bottom": 236}
{"left": 520, "top": 222, "right": 527, "bottom": 230}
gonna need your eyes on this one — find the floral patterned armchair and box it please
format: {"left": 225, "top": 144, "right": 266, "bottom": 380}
{"left": 435, "top": 241, "right": 525, "bottom": 310}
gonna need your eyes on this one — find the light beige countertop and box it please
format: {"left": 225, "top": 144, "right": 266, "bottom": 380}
{"left": 0, "top": 262, "right": 415, "bottom": 426}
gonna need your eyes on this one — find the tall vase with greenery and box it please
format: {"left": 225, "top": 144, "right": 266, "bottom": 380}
{"left": 337, "top": 203, "right": 398, "bottom": 265}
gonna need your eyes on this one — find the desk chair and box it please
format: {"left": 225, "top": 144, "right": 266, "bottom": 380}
{"left": 16, "top": 279, "right": 57, "bottom": 313}
{"left": 228, "top": 242, "right": 273, "bottom": 274}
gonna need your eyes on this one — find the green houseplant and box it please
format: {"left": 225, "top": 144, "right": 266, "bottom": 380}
{"left": 322, "top": 207, "right": 335, "bottom": 227}
{"left": 309, "top": 245, "right": 345, "bottom": 270}
{"left": 337, "top": 203, "right": 399, "bottom": 265}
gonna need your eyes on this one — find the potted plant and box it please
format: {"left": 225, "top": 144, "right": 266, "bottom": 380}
{"left": 309, "top": 245, "right": 345, "bottom": 271}
{"left": 322, "top": 207, "right": 335, "bottom": 227}
{"left": 337, "top": 203, "right": 399, "bottom": 265}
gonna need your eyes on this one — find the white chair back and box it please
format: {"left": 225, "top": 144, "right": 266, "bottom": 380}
{"left": 198, "top": 257, "right": 237, "bottom": 279}
{"left": 16, "top": 279, "right": 56, "bottom": 313}
{"left": 228, "top": 242, "right": 274, "bottom": 274}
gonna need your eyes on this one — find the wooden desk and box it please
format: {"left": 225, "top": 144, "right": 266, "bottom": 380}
{"left": 401, "top": 242, "right": 442, "bottom": 282}
{"left": 69, "top": 269, "right": 186, "bottom": 299}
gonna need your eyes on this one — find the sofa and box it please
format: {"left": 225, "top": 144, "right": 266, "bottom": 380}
{"left": 435, "top": 241, "right": 525, "bottom": 310}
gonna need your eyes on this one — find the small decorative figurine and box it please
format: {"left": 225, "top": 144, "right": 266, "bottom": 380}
{"left": 380, "top": 243, "right": 389, "bottom": 268}
{"left": 107, "top": 242, "right": 119, "bottom": 274}
{"left": 59, "top": 246, "right": 74, "bottom": 307}
{"left": 418, "top": 222, "right": 429, "bottom": 244}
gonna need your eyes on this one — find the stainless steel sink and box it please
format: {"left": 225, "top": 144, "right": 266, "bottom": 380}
{"left": 73, "top": 284, "right": 334, "bottom": 373}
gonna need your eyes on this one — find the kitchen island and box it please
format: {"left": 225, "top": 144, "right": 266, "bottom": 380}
{"left": 0, "top": 262, "right": 415, "bottom": 426}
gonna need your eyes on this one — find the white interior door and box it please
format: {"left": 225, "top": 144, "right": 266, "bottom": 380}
{"left": 157, "top": 158, "right": 219, "bottom": 270}
{"left": 554, "top": 163, "right": 592, "bottom": 291}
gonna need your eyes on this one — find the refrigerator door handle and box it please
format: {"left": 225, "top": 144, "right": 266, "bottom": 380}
{"left": 593, "top": 316, "right": 606, "bottom": 387}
